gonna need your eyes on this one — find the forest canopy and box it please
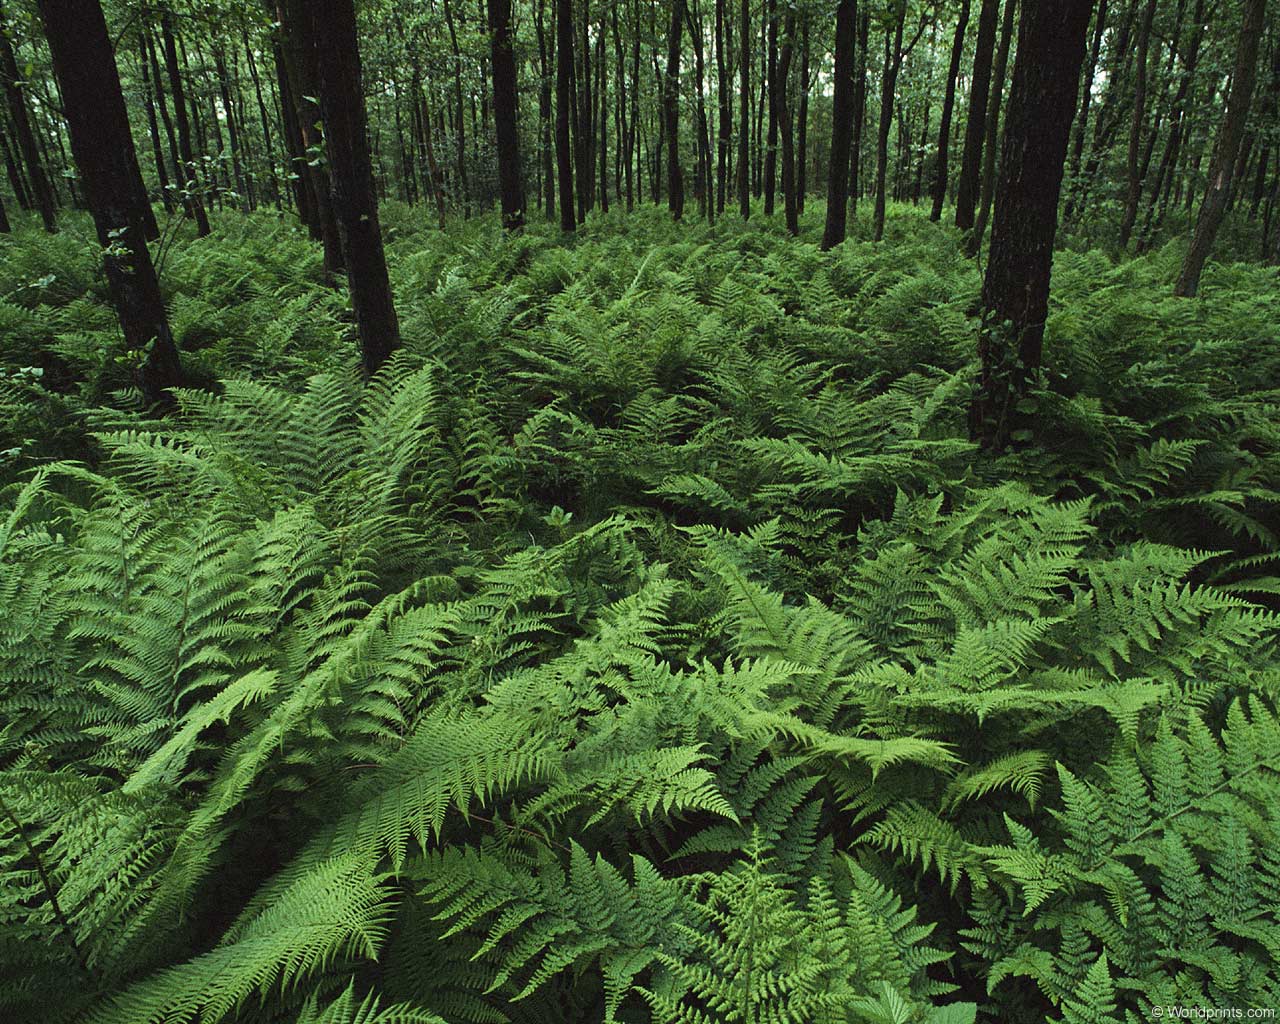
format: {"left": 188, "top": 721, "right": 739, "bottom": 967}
{"left": 0, "top": 0, "right": 1278, "bottom": 1022}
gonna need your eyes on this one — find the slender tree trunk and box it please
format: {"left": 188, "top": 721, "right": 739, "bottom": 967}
{"left": 273, "top": 39, "right": 314, "bottom": 226}
{"left": 1117, "top": 0, "right": 1157, "bottom": 247}
{"left": 1065, "top": 0, "right": 1108, "bottom": 215}
{"left": 956, "top": 0, "right": 1000, "bottom": 233}
{"left": 139, "top": 35, "right": 174, "bottom": 213}
{"left": 930, "top": 0, "right": 969, "bottom": 220}
{"left": 161, "top": 9, "right": 210, "bottom": 236}
{"left": 0, "top": 5, "right": 56, "bottom": 231}
{"left": 214, "top": 47, "right": 249, "bottom": 212}
{"left": 665, "top": 0, "right": 685, "bottom": 219}
{"left": 0, "top": 119, "right": 29, "bottom": 209}
{"left": 556, "top": 0, "right": 577, "bottom": 230}
{"left": 821, "top": 0, "right": 857, "bottom": 249}
{"left": 969, "top": 0, "right": 1017, "bottom": 256}
{"left": 873, "top": 6, "right": 907, "bottom": 242}
{"left": 537, "top": 0, "right": 556, "bottom": 219}
{"left": 37, "top": 0, "right": 186, "bottom": 404}
{"left": 293, "top": 0, "right": 400, "bottom": 371}
{"left": 576, "top": 0, "right": 592, "bottom": 218}
{"left": 797, "top": 15, "right": 810, "bottom": 214}
{"left": 973, "top": 0, "right": 1093, "bottom": 451}
{"left": 442, "top": 0, "right": 470, "bottom": 216}
{"left": 488, "top": 0, "right": 525, "bottom": 230}
{"left": 736, "top": 0, "right": 749, "bottom": 216}
{"left": 1175, "top": 0, "right": 1267, "bottom": 297}
{"left": 763, "top": 0, "right": 778, "bottom": 214}
{"left": 777, "top": 6, "right": 797, "bottom": 233}
{"left": 715, "top": 0, "right": 729, "bottom": 213}
{"left": 243, "top": 26, "right": 280, "bottom": 209}
{"left": 849, "top": 7, "right": 869, "bottom": 217}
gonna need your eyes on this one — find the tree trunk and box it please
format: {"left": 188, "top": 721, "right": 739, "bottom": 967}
{"left": 1117, "top": 0, "right": 1157, "bottom": 247}
{"left": 139, "top": 34, "right": 174, "bottom": 213}
{"left": 778, "top": 6, "right": 797, "bottom": 233}
{"left": 538, "top": 0, "right": 556, "bottom": 219}
{"left": 214, "top": 46, "right": 249, "bottom": 212}
{"left": 797, "top": 15, "right": 809, "bottom": 214}
{"left": 243, "top": 26, "right": 280, "bottom": 208}
{"left": 488, "top": 0, "right": 525, "bottom": 230}
{"left": 968, "top": 0, "right": 1017, "bottom": 256}
{"left": 665, "top": 0, "right": 685, "bottom": 219}
{"left": 972, "top": 0, "right": 1093, "bottom": 451}
{"left": 1064, "top": 0, "right": 1108, "bottom": 214}
{"left": 763, "top": 0, "right": 777, "bottom": 214}
{"left": 715, "top": 0, "right": 729, "bottom": 213}
{"left": 0, "top": 119, "right": 29, "bottom": 209}
{"left": 930, "top": 0, "right": 969, "bottom": 221}
{"left": 37, "top": 0, "right": 186, "bottom": 405}
{"left": 737, "top": 0, "right": 749, "bottom": 216}
{"left": 0, "top": 5, "right": 56, "bottom": 231}
{"left": 1175, "top": 0, "right": 1267, "bottom": 297}
{"left": 955, "top": 0, "right": 999, "bottom": 232}
{"left": 293, "top": 0, "right": 400, "bottom": 372}
{"left": 872, "top": 7, "right": 906, "bottom": 243}
{"left": 161, "top": 9, "right": 211, "bottom": 236}
{"left": 821, "top": 0, "right": 857, "bottom": 249}
{"left": 849, "top": 7, "right": 869, "bottom": 217}
{"left": 556, "top": 0, "right": 577, "bottom": 230}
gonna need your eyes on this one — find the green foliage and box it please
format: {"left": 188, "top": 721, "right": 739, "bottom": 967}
{"left": 0, "top": 208, "right": 1277, "bottom": 1022}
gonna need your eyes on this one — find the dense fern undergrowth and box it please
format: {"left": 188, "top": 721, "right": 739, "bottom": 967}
{"left": 1, "top": 202, "right": 1279, "bottom": 1023}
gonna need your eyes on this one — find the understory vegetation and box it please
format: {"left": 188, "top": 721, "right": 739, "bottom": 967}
{"left": 2, "top": 205, "right": 1279, "bottom": 1022}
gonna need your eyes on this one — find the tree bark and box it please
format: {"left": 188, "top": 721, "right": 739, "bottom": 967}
{"left": 968, "top": 0, "right": 1017, "bottom": 256}
{"left": 972, "top": 0, "right": 1093, "bottom": 451}
{"left": 849, "top": 7, "right": 870, "bottom": 217}
{"left": 821, "top": 0, "right": 857, "bottom": 249}
{"left": 37, "top": 0, "right": 186, "bottom": 405}
{"left": 736, "top": 0, "right": 749, "bottom": 216}
{"left": 139, "top": 34, "right": 174, "bottom": 213}
{"left": 161, "top": 9, "right": 210, "bottom": 236}
{"left": 930, "top": 0, "right": 969, "bottom": 221}
{"left": 955, "top": 0, "right": 999, "bottom": 232}
{"left": 763, "top": 0, "right": 777, "bottom": 214}
{"left": 488, "top": 0, "right": 525, "bottom": 230}
{"left": 0, "top": 4, "right": 56, "bottom": 231}
{"left": 778, "top": 5, "right": 797, "bottom": 233}
{"left": 1118, "top": 0, "right": 1157, "bottom": 247}
{"left": 1175, "top": 0, "right": 1267, "bottom": 297}
{"left": 556, "top": 0, "right": 577, "bottom": 230}
{"left": 294, "top": 0, "right": 400, "bottom": 372}
{"left": 665, "top": 0, "right": 685, "bottom": 219}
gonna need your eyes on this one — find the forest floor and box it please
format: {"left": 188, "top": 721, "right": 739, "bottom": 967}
{"left": 2, "top": 203, "right": 1280, "bottom": 1022}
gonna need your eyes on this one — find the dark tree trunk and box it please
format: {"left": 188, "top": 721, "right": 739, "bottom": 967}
{"left": 930, "top": 0, "right": 969, "bottom": 221}
{"left": 1175, "top": 0, "right": 1267, "bottom": 297}
{"left": 147, "top": 28, "right": 185, "bottom": 211}
{"left": 821, "top": 0, "right": 857, "bottom": 249}
{"left": 37, "top": 0, "right": 186, "bottom": 405}
{"left": 0, "top": 182, "right": 8, "bottom": 230}
{"left": 955, "top": 0, "right": 1000, "bottom": 232}
{"left": 972, "top": 0, "right": 1093, "bottom": 451}
{"left": 0, "top": 6, "right": 56, "bottom": 231}
{"left": 1118, "top": 0, "right": 1157, "bottom": 247}
{"left": 665, "top": 0, "right": 685, "bottom": 219}
{"left": 576, "top": 0, "right": 592, "bottom": 219}
{"left": 968, "top": 0, "right": 1018, "bottom": 256}
{"left": 1065, "top": 0, "right": 1108, "bottom": 213}
{"left": 0, "top": 119, "right": 29, "bottom": 209}
{"left": 293, "top": 0, "right": 400, "bottom": 372}
{"left": 737, "top": 0, "right": 749, "bottom": 216}
{"left": 443, "top": 0, "right": 470, "bottom": 216}
{"left": 873, "top": 6, "right": 910, "bottom": 243}
{"left": 797, "top": 15, "right": 809, "bottom": 214}
{"left": 849, "top": 7, "right": 869, "bottom": 217}
{"left": 538, "top": 0, "right": 556, "bottom": 219}
{"left": 763, "top": 0, "right": 777, "bottom": 214}
{"left": 778, "top": 6, "right": 797, "bottom": 233}
{"left": 1137, "top": 0, "right": 1205, "bottom": 248}
{"left": 161, "top": 9, "right": 211, "bottom": 236}
{"left": 277, "top": 2, "right": 343, "bottom": 273}
{"left": 139, "top": 36, "right": 174, "bottom": 213}
{"left": 715, "top": 0, "right": 729, "bottom": 213}
{"left": 272, "top": 39, "right": 314, "bottom": 227}
{"left": 214, "top": 47, "right": 249, "bottom": 212}
{"left": 556, "top": 0, "right": 577, "bottom": 230}
{"left": 243, "top": 27, "right": 280, "bottom": 209}
{"left": 488, "top": 0, "right": 525, "bottom": 230}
